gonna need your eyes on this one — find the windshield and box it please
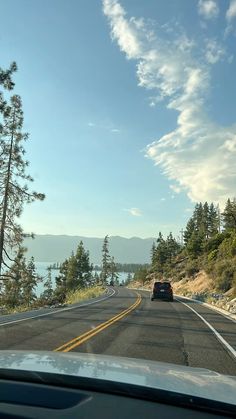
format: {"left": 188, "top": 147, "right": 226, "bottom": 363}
{"left": 0, "top": 0, "right": 236, "bottom": 407}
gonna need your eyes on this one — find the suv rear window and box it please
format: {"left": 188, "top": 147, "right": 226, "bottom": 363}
{"left": 154, "top": 282, "right": 171, "bottom": 289}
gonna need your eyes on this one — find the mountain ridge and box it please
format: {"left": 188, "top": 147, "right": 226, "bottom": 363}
{"left": 23, "top": 234, "right": 155, "bottom": 264}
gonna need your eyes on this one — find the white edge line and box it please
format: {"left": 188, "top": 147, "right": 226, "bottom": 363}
{"left": 176, "top": 297, "right": 236, "bottom": 360}
{"left": 0, "top": 288, "right": 116, "bottom": 328}
{"left": 175, "top": 294, "right": 236, "bottom": 324}
{"left": 130, "top": 288, "right": 236, "bottom": 324}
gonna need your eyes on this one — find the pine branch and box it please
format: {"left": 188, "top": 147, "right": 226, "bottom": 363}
{"left": 3, "top": 247, "right": 15, "bottom": 262}
{"left": 2, "top": 258, "right": 12, "bottom": 270}
{"left": 0, "top": 273, "right": 17, "bottom": 280}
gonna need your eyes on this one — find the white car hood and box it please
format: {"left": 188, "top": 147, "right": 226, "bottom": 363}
{"left": 0, "top": 351, "right": 235, "bottom": 406}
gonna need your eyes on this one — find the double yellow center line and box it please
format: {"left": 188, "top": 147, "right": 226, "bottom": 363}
{"left": 54, "top": 293, "right": 141, "bottom": 353}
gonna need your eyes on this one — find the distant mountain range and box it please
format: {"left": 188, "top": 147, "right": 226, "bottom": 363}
{"left": 23, "top": 235, "right": 155, "bottom": 264}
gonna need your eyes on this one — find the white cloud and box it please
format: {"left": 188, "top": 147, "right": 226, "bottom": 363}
{"left": 170, "top": 184, "right": 181, "bottom": 194}
{"left": 225, "top": 0, "right": 236, "bottom": 36}
{"left": 198, "top": 0, "right": 219, "bottom": 20}
{"left": 205, "top": 39, "right": 225, "bottom": 64}
{"left": 124, "top": 207, "right": 142, "bottom": 216}
{"left": 103, "top": 0, "right": 142, "bottom": 59}
{"left": 88, "top": 122, "right": 95, "bottom": 127}
{"left": 226, "top": 0, "right": 236, "bottom": 21}
{"left": 111, "top": 128, "right": 120, "bottom": 132}
{"left": 160, "top": 197, "right": 166, "bottom": 201}
{"left": 103, "top": 0, "right": 236, "bottom": 207}
{"left": 185, "top": 208, "right": 193, "bottom": 213}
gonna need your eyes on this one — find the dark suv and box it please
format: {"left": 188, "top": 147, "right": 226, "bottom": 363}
{"left": 151, "top": 281, "right": 173, "bottom": 302}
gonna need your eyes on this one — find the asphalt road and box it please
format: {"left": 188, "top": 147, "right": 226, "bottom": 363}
{"left": 0, "top": 287, "right": 235, "bottom": 375}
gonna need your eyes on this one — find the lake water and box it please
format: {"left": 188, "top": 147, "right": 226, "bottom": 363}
{"left": 35, "top": 262, "right": 132, "bottom": 297}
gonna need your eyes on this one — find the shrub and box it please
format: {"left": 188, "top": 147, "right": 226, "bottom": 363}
{"left": 212, "top": 258, "right": 236, "bottom": 292}
{"left": 207, "top": 249, "right": 218, "bottom": 262}
{"left": 185, "top": 260, "right": 199, "bottom": 277}
{"left": 204, "top": 232, "right": 228, "bottom": 253}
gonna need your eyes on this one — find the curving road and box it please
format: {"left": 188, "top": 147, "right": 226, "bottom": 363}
{"left": 0, "top": 287, "right": 235, "bottom": 375}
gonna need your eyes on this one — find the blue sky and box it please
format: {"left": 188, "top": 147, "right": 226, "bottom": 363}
{"left": 0, "top": 0, "right": 236, "bottom": 238}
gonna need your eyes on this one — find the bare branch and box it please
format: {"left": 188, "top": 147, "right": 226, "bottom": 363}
{"left": 3, "top": 247, "right": 15, "bottom": 262}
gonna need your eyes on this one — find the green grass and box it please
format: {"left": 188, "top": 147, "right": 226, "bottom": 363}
{"left": 65, "top": 285, "right": 105, "bottom": 305}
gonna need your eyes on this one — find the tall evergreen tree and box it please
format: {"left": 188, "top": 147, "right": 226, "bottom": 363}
{"left": 66, "top": 252, "right": 78, "bottom": 290}
{"left": 166, "top": 232, "right": 180, "bottom": 262}
{"left": 101, "top": 235, "right": 110, "bottom": 284}
{"left": 0, "top": 93, "right": 45, "bottom": 277}
{"left": 186, "top": 230, "right": 204, "bottom": 258}
{"left": 0, "top": 62, "right": 17, "bottom": 113}
{"left": 151, "top": 242, "right": 156, "bottom": 265}
{"left": 203, "top": 202, "right": 210, "bottom": 238}
{"left": 222, "top": 198, "right": 236, "bottom": 231}
{"left": 193, "top": 202, "right": 204, "bottom": 233}
{"left": 21, "top": 257, "right": 39, "bottom": 306}
{"left": 184, "top": 217, "right": 195, "bottom": 245}
{"left": 41, "top": 268, "right": 54, "bottom": 303}
{"left": 109, "top": 256, "right": 119, "bottom": 284}
{"left": 74, "top": 241, "right": 93, "bottom": 288}
{"left": 125, "top": 272, "right": 133, "bottom": 285}
{"left": 55, "top": 259, "right": 69, "bottom": 302}
{"left": 208, "top": 203, "right": 220, "bottom": 237}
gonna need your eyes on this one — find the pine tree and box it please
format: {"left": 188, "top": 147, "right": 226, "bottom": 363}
{"left": 93, "top": 271, "right": 100, "bottom": 284}
{"left": 208, "top": 203, "right": 220, "bottom": 237}
{"left": 109, "top": 256, "right": 119, "bottom": 284}
{"left": 74, "top": 241, "right": 93, "bottom": 288}
{"left": 166, "top": 232, "right": 180, "bottom": 262}
{"left": 41, "top": 268, "right": 54, "bottom": 303}
{"left": 2, "top": 247, "right": 25, "bottom": 308}
{"left": 184, "top": 217, "right": 195, "bottom": 245}
{"left": 151, "top": 242, "right": 156, "bottom": 266}
{"left": 222, "top": 198, "right": 236, "bottom": 231}
{"left": 0, "top": 93, "right": 45, "bottom": 277}
{"left": 203, "top": 202, "right": 210, "bottom": 238}
{"left": 193, "top": 203, "right": 204, "bottom": 233}
{"left": 66, "top": 252, "right": 78, "bottom": 290}
{"left": 125, "top": 272, "right": 133, "bottom": 285}
{"left": 154, "top": 232, "right": 168, "bottom": 271}
{"left": 101, "top": 235, "right": 110, "bottom": 284}
{"left": 54, "top": 259, "right": 68, "bottom": 302}
{"left": 186, "top": 230, "right": 204, "bottom": 258}
{"left": 0, "top": 62, "right": 17, "bottom": 112}
{"left": 21, "top": 256, "right": 39, "bottom": 306}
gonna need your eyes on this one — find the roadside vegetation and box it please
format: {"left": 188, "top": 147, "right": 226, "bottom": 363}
{"left": 65, "top": 286, "right": 105, "bottom": 305}
{"left": 131, "top": 199, "right": 236, "bottom": 306}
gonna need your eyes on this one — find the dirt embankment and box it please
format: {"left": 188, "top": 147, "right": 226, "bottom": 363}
{"left": 171, "top": 270, "right": 214, "bottom": 296}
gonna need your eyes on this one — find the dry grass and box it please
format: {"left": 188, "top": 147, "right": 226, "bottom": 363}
{"left": 172, "top": 270, "right": 214, "bottom": 296}
{"left": 65, "top": 286, "right": 105, "bottom": 305}
{"left": 0, "top": 305, "right": 34, "bottom": 315}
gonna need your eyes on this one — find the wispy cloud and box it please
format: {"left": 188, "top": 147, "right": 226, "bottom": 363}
{"left": 111, "top": 128, "right": 120, "bottom": 133}
{"left": 170, "top": 184, "right": 181, "bottom": 194}
{"left": 205, "top": 38, "right": 225, "bottom": 64}
{"left": 198, "top": 0, "right": 219, "bottom": 20}
{"left": 124, "top": 207, "right": 142, "bottom": 216}
{"left": 87, "top": 121, "right": 120, "bottom": 133}
{"left": 160, "top": 197, "right": 166, "bottom": 202}
{"left": 225, "top": 0, "right": 236, "bottom": 35}
{"left": 103, "top": 0, "right": 236, "bottom": 207}
{"left": 226, "top": 0, "right": 236, "bottom": 21}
